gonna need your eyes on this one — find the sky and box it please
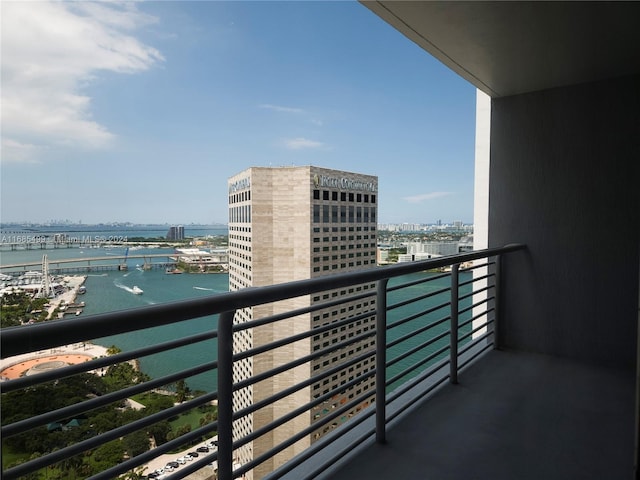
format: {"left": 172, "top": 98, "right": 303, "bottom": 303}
{"left": 1, "top": 1, "right": 477, "bottom": 225}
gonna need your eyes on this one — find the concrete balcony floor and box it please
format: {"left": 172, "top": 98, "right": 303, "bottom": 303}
{"left": 323, "top": 350, "right": 635, "bottom": 480}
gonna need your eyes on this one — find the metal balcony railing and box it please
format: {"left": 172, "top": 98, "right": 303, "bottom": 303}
{"left": 1, "top": 244, "right": 524, "bottom": 480}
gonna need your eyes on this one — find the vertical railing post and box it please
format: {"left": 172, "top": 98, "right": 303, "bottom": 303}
{"left": 217, "top": 310, "right": 235, "bottom": 480}
{"left": 375, "top": 278, "right": 389, "bottom": 444}
{"left": 493, "top": 254, "right": 502, "bottom": 350}
{"left": 450, "top": 264, "right": 459, "bottom": 384}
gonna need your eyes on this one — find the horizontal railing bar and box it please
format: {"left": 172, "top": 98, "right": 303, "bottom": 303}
{"left": 458, "top": 297, "right": 492, "bottom": 316}
{"left": 460, "top": 260, "right": 492, "bottom": 272}
{"left": 267, "top": 405, "right": 376, "bottom": 480}
{"left": 234, "top": 291, "right": 375, "bottom": 333}
{"left": 241, "top": 391, "right": 375, "bottom": 478}
{"left": 235, "top": 371, "right": 376, "bottom": 456}
{"left": 458, "top": 308, "right": 495, "bottom": 330}
{"left": 4, "top": 391, "right": 219, "bottom": 479}
{"left": 458, "top": 319, "right": 495, "bottom": 343}
{"left": 459, "top": 274, "right": 492, "bottom": 289}
{"left": 2, "top": 360, "right": 218, "bottom": 438}
{"left": 386, "top": 329, "right": 450, "bottom": 371}
{"left": 234, "top": 349, "right": 375, "bottom": 412}
{"left": 387, "top": 357, "right": 450, "bottom": 405}
{"left": 386, "top": 271, "right": 450, "bottom": 293}
{"left": 387, "top": 314, "right": 450, "bottom": 350}
{"left": 0, "top": 330, "right": 218, "bottom": 393}
{"left": 458, "top": 285, "right": 492, "bottom": 302}
{"left": 2, "top": 244, "right": 525, "bottom": 357}
{"left": 236, "top": 310, "right": 375, "bottom": 362}
{"left": 387, "top": 300, "right": 450, "bottom": 333}
{"left": 458, "top": 340, "right": 494, "bottom": 372}
{"left": 3, "top": 244, "right": 526, "bottom": 480}
{"left": 458, "top": 330, "right": 494, "bottom": 357}
{"left": 387, "top": 286, "right": 450, "bottom": 311}
{"left": 388, "top": 374, "right": 449, "bottom": 426}
{"left": 386, "top": 343, "right": 450, "bottom": 387}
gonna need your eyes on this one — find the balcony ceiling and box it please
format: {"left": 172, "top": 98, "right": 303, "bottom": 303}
{"left": 361, "top": 1, "right": 640, "bottom": 97}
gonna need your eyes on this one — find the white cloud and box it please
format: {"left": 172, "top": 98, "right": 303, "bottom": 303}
{"left": 0, "top": 1, "right": 164, "bottom": 163}
{"left": 283, "top": 137, "right": 324, "bottom": 150}
{"left": 259, "top": 104, "right": 304, "bottom": 114}
{"left": 1, "top": 139, "right": 45, "bottom": 165}
{"left": 403, "top": 192, "right": 454, "bottom": 203}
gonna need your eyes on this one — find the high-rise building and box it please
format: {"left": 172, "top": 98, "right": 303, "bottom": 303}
{"left": 227, "top": 166, "right": 378, "bottom": 478}
{"left": 166, "top": 225, "right": 184, "bottom": 241}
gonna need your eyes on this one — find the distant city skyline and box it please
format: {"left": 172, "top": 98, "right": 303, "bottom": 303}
{"left": 0, "top": 219, "right": 472, "bottom": 228}
{"left": 1, "top": 1, "right": 476, "bottom": 225}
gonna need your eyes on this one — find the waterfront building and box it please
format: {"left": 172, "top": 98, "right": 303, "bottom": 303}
{"left": 166, "top": 225, "right": 184, "bottom": 241}
{"left": 227, "top": 166, "right": 378, "bottom": 478}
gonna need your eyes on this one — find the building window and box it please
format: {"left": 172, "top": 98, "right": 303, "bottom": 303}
{"left": 313, "top": 190, "right": 320, "bottom": 200}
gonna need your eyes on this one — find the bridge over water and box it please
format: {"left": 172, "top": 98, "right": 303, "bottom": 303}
{"left": 0, "top": 254, "right": 178, "bottom": 274}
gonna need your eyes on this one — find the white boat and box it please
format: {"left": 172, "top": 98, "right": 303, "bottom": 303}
{"left": 132, "top": 286, "right": 143, "bottom": 295}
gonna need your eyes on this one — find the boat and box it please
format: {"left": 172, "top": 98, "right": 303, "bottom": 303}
{"left": 165, "top": 268, "right": 183, "bottom": 274}
{"left": 78, "top": 286, "right": 87, "bottom": 294}
{"left": 132, "top": 286, "right": 143, "bottom": 295}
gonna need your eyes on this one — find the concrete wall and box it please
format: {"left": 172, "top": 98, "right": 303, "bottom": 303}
{"left": 489, "top": 75, "right": 640, "bottom": 369}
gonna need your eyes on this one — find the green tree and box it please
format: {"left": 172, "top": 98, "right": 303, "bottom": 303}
{"left": 122, "top": 431, "right": 149, "bottom": 458}
{"left": 93, "top": 440, "right": 125, "bottom": 467}
{"left": 103, "top": 362, "right": 141, "bottom": 391}
{"left": 148, "top": 421, "right": 171, "bottom": 446}
{"left": 175, "top": 379, "right": 191, "bottom": 403}
{"left": 106, "top": 345, "right": 122, "bottom": 355}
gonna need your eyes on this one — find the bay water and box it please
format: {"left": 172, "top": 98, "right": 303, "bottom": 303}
{"left": 1, "top": 226, "right": 470, "bottom": 393}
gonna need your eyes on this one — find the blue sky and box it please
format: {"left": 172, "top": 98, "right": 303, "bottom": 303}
{"left": 1, "top": 1, "right": 477, "bottom": 225}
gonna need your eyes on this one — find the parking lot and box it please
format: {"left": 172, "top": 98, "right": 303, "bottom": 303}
{"left": 143, "top": 438, "right": 218, "bottom": 479}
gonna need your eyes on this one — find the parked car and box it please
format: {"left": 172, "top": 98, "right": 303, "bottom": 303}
{"left": 183, "top": 455, "right": 193, "bottom": 461}
{"left": 188, "top": 451, "right": 199, "bottom": 458}
{"left": 167, "top": 461, "right": 179, "bottom": 469}
{"left": 177, "top": 457, "right": 186, "bottom": 464}
{"left": 196, "top": 446, "right": 210, "bottom": 453}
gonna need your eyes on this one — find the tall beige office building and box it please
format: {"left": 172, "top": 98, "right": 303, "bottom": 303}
{"left": 227, "top": 166, "right": 378, "bottom": 479}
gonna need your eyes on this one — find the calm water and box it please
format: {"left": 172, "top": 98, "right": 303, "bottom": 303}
{"left": 1, "top": 226, "right": 471, "bottom": 394}
{"left": 84, "top": 268, "right": 228, "bottom": 393}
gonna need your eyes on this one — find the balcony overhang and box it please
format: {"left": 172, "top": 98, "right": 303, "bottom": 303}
{"left": 361, "top": 1, "right": 640, "bottom": 97}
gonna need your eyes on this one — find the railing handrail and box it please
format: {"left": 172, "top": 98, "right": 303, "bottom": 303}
{"left": 2, "top": 243, "right": 525, "bottom": 480}
{"left": 0, "top": 244, "right": 524, "bottom": 359}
